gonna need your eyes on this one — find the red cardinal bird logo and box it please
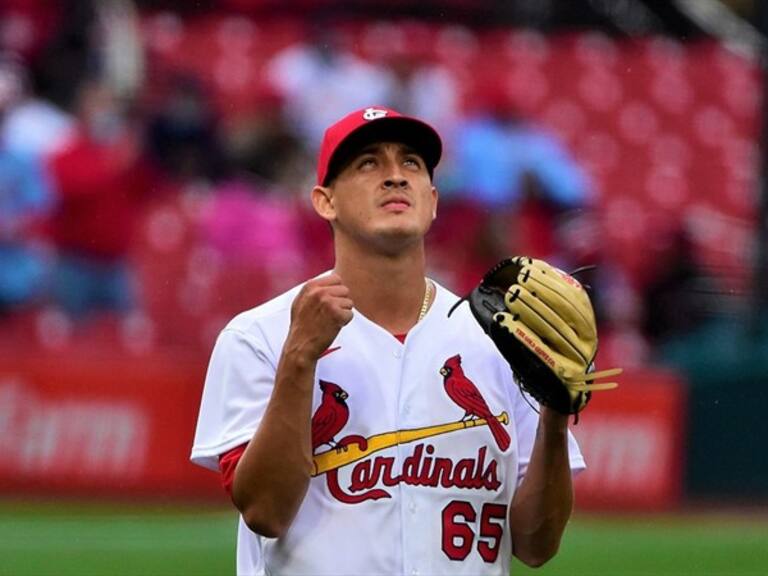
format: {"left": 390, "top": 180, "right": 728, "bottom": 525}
{"left": 440, "top": 354, "right": 511, "bottom": 452}
{"left": 311, "top": 380, "right": 350, "bottom": 452}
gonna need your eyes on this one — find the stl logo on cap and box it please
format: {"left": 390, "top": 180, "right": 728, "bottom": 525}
{"left": 362, "top": 107, "right": 389, "bottom": 121}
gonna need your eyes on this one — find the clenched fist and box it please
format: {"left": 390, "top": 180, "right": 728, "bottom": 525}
{"left": 284, "top": 274, "right": 354, "bottom": 364}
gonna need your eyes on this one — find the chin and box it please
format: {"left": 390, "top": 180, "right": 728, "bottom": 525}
{"left": 381, "top": 218, "right": 426, "bottom": 237}
{"left": 370, "top": 224, "right": 430, "bottom": 253}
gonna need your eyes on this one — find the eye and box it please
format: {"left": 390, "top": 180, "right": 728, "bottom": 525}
{"left": 357, "top": 156, "right": 377, "bottom": 170}
{"left": 404, "top": 156, "right": 423, "bottom": 170}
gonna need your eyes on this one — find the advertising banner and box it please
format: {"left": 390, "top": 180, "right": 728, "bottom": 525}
{"left": 0, "top": 353, "right": 686, "bottom": 509}
{"left": 0, "top": 351, "right": 221, "bottom": 500}
{"left": 572, "top": 369, "right": 686, "bottom": 510}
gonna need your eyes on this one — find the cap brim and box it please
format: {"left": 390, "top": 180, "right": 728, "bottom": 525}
{"left": 323, "top": 116, "right": 442, "bottom": 186}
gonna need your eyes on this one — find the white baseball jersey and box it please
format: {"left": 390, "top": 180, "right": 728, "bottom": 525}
{"left": 191, "top": 277, "right": 585, "bottom": 576}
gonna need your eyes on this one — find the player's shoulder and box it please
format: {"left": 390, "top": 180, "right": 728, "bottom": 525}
{"left": 226, "top": 289, "right": 292, "bottom": 331}
{"left": 431, "top": 280, "right": 488, "bottom": 337}
{"left": 222, "top": 274, "right": 318, "bottom": 338}
{"left": 427, "top": 281, "right": 504, "bottom": 355}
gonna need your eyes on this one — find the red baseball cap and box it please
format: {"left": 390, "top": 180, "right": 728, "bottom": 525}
{"left": 316, "top": 106, "right": 442, "bottom": 186}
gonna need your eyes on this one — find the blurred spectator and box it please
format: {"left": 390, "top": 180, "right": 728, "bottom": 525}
{"left": 591, "top": 258, "right": 650, "bottom": 369}
{"left": 507, "top": 172, "right": 565, "bottom": 261}
{"left": 448, "top": 98, "right": 590, "bottom": 210}
{"left": 0, "top": 56, "right": 54, "bottom": 313}
{"left": 438, "top": 96, "right": 592, "bottom": 275}
{"left": 47, "top": 79, "right": 153, "bottom": 320}
{"left": 426, "top": 197, "right": 507, "bottom": 294}
{"left": 641, "top": 226, "right": 715, "bottom": 345}
{"left": 381, "top": 52, "right": 461, "bottom": 141}
{"left": 221, "top": 91, "right": 309, "bottom": 191}
{"left": 0, "top": 1, "right": 64, "bottom": 61}
{"left": 199, "top": 178, "right": 306, "bottom": 276}
{"left": 94, "top": 0, "right": 144, "bottom": 100}
{"left": 33, "top": 0, "right": 99, "bottom": 110}
{"left": 265, "top": 25, "right": 393, "bottom": 147}
{"left": 190, "top": 169, "right": 311, "bottom": 321}
{"left": 145, "top": 73, "right": 223, "bottom": 186}
{"left": 198, "top": 92, "right": 314, "bottom": 301}
{"left": 0, "top": 52, "right": 72, "bottom": 159}
{"left": 555, "top": 210, "right": 650, "bottom": 367}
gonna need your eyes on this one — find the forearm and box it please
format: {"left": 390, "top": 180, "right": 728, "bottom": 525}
{"left": 229, "top": 273, "right": 353, "bottom": 538}
{"left": 231, "top": 350, "right": 316, "bottom": 537}
{"left": 508, "top": 407, "right": 574, "bottom": 567}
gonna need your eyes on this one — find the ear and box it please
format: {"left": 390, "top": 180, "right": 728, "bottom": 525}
{"left": 311, "top": 185, "right": 336, "bottom": 222}
{"left": 430, "top": 185, "right": 439, "bottom": 221}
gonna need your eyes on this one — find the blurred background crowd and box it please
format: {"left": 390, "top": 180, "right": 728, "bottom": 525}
{"left": 0, "top": 0, "right": 759, "bottom": 366}
{"left": 0, "top": 0, "right": 766, "bottom": 506}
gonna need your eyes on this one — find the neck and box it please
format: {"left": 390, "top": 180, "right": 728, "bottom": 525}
{"left": 334, "top": 240, "right": 430, "bottom": 334}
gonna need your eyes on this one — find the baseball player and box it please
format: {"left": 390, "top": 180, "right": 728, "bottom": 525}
{"left": 191, "top": 106, "right": 586, "bottom": 575}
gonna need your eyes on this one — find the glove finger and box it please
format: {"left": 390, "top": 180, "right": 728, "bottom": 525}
{"left": 495, "top": 311, "right": 588, "bottom": 381}
{"left": 569, "top": 367, "right": 623, "bottom": 382}
{"left": 505, "top": 285, "right": 592, "bottom": 366}
{"left": 529, "top": 260, "right": 596, "bottom": 338}
{"left": 570, "top": 382, "right": 619, "bottom": 392}
{"left": 506, "top": 276, "right": 596, "bottom": 362}
{"left": 518, "top": 260, "right": 596, "bottom": 341}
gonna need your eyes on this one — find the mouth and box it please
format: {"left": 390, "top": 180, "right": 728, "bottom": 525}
{"left": 381, "top": 196, "right": 411, "bottom": 211}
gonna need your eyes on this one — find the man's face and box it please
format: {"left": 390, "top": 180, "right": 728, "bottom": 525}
{"left": 313, "top": 141, "right": 438, "bottom": 254}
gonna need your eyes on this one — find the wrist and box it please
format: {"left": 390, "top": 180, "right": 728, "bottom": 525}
{"left": 282, "top": 327, "right": 324, "bottom": 368}
{"left": 281, "top": 346, "right": 319, "bottom": 373}
{"left": 539, "top": 406, "right": 570, "bottom": 433}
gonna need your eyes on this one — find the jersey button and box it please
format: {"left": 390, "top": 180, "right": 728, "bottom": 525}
{"left": 393, "top": 349, "right": 402, "bottom": 358}
{"left": 408, "top": 501, "right": 417, "bottom": 513}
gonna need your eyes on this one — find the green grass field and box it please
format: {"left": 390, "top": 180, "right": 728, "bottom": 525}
{"left": 1, "top": 499, "right": 766, "bottom": 575}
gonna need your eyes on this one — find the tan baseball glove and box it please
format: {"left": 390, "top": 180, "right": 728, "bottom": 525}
{"left": 454, "top": 256, "right": 621, "bottom": 416}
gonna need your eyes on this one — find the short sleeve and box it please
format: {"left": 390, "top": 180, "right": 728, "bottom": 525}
{"left": 513, "top": 389, "right": 587, "bottom": 487}
{"left": 190, "top": 327, "right": 277, "bottom": 471}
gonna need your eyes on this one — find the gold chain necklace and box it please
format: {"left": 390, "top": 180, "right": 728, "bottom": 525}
{"left": 418, "top": 278, "right": 432, "bottom": 322}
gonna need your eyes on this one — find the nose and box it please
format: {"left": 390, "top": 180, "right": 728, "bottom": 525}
{"left": 382, "top": 161, "right": 409, "bottom": 189}
{"left": 383, "top": 176, "right": 408, "bottom": 189}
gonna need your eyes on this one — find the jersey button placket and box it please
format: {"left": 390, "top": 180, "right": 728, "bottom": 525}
{"left": 395, "top": 341, "right": 414, "bottom": 576}
{"left": 399, "top": 345, "right": 426, "bottom": 576}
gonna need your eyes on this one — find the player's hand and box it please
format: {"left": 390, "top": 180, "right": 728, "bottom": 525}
{"left": 285, "top": 273, "right": 353, "bottom": 364}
